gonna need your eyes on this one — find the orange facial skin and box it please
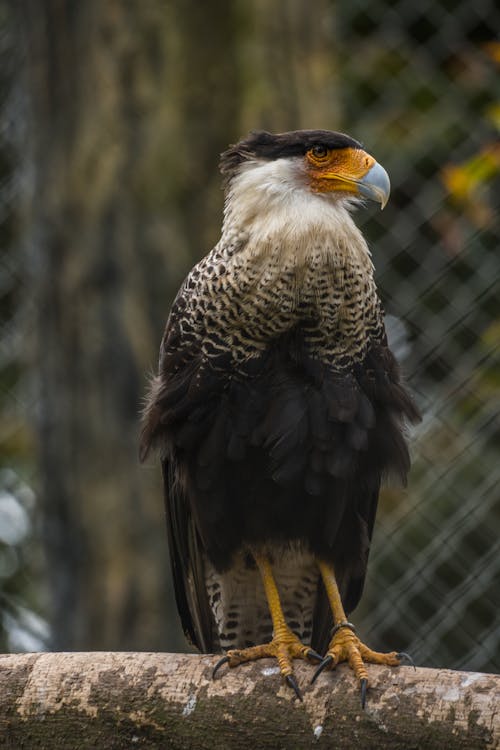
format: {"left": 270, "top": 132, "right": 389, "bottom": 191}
{"left": 306, "top": 147, "right": 377, "bottom": 195}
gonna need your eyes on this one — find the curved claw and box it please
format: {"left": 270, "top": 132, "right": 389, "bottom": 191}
{"left": 212, "top": 655, "right": 230, "bottom": 680}
{"left": 397, "top": 651, "right": 416, "bottom": 671}
{"left": 306, "top": 649, "right": 324, "bottom": 663}
{"left": 360, "top": 678, "right": 368, "bottom": 709}
{"left": 311, "top": 654, "right": 333, "bottom": 684}
{"left": 330, "top": 620, "right": 356, "bottom": 637}
{"left": 286, "top": 673, "right": 303, "bottom": 701}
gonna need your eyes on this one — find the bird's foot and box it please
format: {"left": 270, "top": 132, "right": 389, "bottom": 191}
{"left": 213, "top": 627, "right": 322, "bottom": 700}
{"left": 311, "top": 621, "right": 405, "bottom": 707}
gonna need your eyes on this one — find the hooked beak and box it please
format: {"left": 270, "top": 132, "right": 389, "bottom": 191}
{"left": 356, "top": 161, "right": 391, "bottom": 209}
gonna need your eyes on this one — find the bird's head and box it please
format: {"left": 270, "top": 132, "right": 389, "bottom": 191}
{"left": 220, "top": 130, "right": 390, "bottom": 211}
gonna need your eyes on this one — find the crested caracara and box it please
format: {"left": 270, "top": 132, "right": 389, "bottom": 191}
{"left": 141, "top": 129, "right": 420, "bottom": 705}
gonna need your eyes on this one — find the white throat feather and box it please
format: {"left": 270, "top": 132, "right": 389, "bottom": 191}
{"left": 222, "top": 157, "right": 373, "bottom": 271}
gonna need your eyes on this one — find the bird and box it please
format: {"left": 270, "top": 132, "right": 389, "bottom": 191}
{"left": 140, "top": 129, "right": 421, "bottom": 705}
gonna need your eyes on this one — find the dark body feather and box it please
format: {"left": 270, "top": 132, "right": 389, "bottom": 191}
{"left": 142, "top": 297, "right": 419, "bottom": 653}
{"left": 141, "top": 135, "right": 420, "bottom": 654}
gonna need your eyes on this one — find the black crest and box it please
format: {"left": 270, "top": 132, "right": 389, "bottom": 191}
{"left": 220, "top": 129, "right": 363, "bottom": 180}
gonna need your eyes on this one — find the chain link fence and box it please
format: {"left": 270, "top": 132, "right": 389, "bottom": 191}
{"left": 338, "top": 0, "right": 499, "bottom": 673}
{"left": 1, "top": 1, "right": 499, "bottom": 671}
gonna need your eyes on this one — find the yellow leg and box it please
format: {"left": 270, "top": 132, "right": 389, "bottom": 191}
{"left": 314, "top": 560, "right": 402, "bottom": 706}
{"left": 212, "top": 552, "right": 322, "bottom": 699}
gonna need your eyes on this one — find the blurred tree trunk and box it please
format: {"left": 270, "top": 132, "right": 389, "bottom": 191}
{"left": 14, "top": 0, "right": 339, "bottom": 650}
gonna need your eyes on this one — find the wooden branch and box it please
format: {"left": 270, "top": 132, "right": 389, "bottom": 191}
{"left": 0, "top": 653, "right": 498, "bottom": 749}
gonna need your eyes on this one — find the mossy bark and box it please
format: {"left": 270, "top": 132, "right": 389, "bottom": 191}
{"left": 1, "top": 653, "right": 498, "bottom": 749}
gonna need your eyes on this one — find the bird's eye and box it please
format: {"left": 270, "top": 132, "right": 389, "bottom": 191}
{"left": 310, "top": 145, "right": 329, "bottom": 160}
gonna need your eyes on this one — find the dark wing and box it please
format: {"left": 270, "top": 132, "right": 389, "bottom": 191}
{"left": 310, "top": 338, "right": 420, "bottom": 654}
{"left": 140, "top": 289, "right": 219, "bottom": 653}
{"left": 162, "top": 457, "right": 218, "bottom": 652}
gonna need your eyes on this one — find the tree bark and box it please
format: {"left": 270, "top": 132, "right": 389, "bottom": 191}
{"left": 15, "top": 0, "right": 181, "bottom": 652}
{"left": 0, "top": 653, "right": 498, "bottom": 749}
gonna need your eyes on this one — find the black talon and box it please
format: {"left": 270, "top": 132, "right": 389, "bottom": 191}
{"left": 286, "top": 673, "right": 303, "bottom": 701}
{"left": 306, "top": 649, "right": 323, "bottom": 663}
{"left": 330, "top": 620, "right": 356, "bottom": 637}
{"left": 360, "top": 678, "right": 368, "bottom": 709}
{"left": 311, "top": 655, "right": 333, "bottom": 684}
{"left": 212, "top": 655, "right": 230, "bottom": 679}
{"left": 397, "top": 651, "right": 416, "bottom": 671}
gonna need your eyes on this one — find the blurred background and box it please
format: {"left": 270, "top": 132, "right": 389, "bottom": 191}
{"left": 1, "top": 1, "right": 498, "bottom": 673}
